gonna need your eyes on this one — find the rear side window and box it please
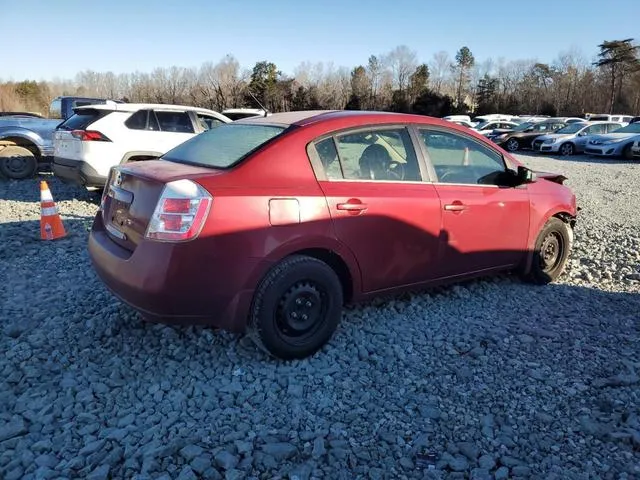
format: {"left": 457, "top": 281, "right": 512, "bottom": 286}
{"left": 155, "top": 111, "right": 194, "bottom": 133}
{"left": 125, "top": 110, "right": 161, "bottom": 131}
{"left": 57, "top": 109, "right": 109, "bottom": 130}
{"left": 162, "top": 123, "right": 286, "bottom": 168}
{"left": 197, "top": 113, "right": 224, "bottom": 131}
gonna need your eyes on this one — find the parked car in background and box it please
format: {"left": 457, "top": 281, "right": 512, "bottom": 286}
{"left": 471, "top": 114, "right": 519, "bottom": 123}
{"left": 443, "top": 115, "right": 474, "bottom": 125}
{"left": 221, "top": 108, "right": 269, "bottom": 120}
{"left": 472, "top": 120, "right": 519, "bottom": 135}
{"left": 0, "top": 116, "right": 61, "bottom": 178}
{"left": 586, "top": 113, "right": 633, "bottom": 124}
{"left": 490, "top": 118, "right": 570, "bottom": 151}
{"left": 584, "top": 122, "right": 640, "bottom": 159}
{"left": 89, "top": 110, "right": 577, "bottom": 360}
{"left": 0, "top": 112, "right": 43, "bottom": 118}
{"left": 532, "top": 121, "right": 623, "bottom": 155}
{"left": 450, "top": 120, "right": 476, "bottom": 128}
{"left": 49, "top": 96, "right": 122, "bottom": 120}
{"left": 53, "top": 103, "right": 231, "bottom": 188}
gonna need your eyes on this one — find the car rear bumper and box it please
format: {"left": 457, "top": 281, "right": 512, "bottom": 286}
{"left": 53, "top": 157, "right": 107, "bottom": 187}
{"left": 87, "top": 213, "right": 260, "bottom": 332}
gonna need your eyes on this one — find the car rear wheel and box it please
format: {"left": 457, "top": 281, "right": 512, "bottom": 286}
{"left": 559, "top": 143, "right": 574, "bottom": 156}
{"left": 622, "top": 144, "right": 634, "bottom": 160}
{"left": 521, "top": 217, "right": 572, "bottom": 285}
{"left": 248, "top": 255, "right": 343, "bottom": 359}
{"left": 0, "top": 146, "right": 37, "bottom": 179}
{"left": 506, "top": 138, "right": 520, "bottom": 152}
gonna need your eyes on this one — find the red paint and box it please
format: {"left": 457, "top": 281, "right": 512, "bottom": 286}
{"left": 88, "top": 111, "right": 577, "bottom": 332}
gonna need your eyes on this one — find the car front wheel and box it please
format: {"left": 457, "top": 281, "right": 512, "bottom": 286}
{"left": 559, "top": 143, "right": 574, "bottom": 156}
{"left": 248, "top": 255, "right": 343, "bottom": 359}
{"left": 505, "top": 138, "right": 520, "bottom": 152}
{"left": 521, "top": 217, "right": 573, "bottom": 285}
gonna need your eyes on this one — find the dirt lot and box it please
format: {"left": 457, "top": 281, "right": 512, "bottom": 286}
{"left": 1, "top": 153, "right": 639, "bottom": 480}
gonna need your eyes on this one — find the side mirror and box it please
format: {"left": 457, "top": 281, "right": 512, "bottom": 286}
{"left": 516, "top": 165, "right": 536, "bottom": 184}
{"left": 525, "top": 127, "right": 534, "bottom": 132}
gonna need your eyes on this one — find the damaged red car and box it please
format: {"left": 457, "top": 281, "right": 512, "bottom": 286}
{"left": 88, "top": 110, "right": 577, "bottom": 359}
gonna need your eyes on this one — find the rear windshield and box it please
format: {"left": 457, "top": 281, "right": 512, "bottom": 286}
{"left": 162, "top": 123, "right": 287, "bottom": 168}
{"left": 57, "top": 109, "right": 109, "bottom": 130}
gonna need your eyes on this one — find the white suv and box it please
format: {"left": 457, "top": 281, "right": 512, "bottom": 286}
{"left": 53, "top": 103, "right": 230, "bottom": 188}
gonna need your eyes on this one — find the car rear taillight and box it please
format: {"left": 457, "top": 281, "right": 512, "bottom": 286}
{"left": 145, "top": 179, "right": 212, "bottom": 242}
{"left": 71, "top": 129, "right": 111, "bottom": 141}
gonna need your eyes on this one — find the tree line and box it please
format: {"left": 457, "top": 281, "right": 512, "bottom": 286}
{"left": 1, "top": 39, "right": 639, "bottom": 118}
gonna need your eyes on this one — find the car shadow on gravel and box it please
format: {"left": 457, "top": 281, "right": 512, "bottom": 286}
{"left": 0, "top": 174, "right": 101, "bottom": 204}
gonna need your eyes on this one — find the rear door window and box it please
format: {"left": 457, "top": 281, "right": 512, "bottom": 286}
{"left": 330, "top": 127, "right": 422, "bottom": 182}
{"left": 155, "top": 111, "right": 194, "bottom": 133}
{"left": 57, "top": 109, "right": 109, "bottom": 130}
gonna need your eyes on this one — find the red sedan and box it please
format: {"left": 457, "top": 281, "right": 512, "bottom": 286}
{"left": 89, "top": 110, "right": 577, "bottom": 359}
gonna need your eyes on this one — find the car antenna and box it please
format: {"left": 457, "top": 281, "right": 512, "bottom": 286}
{"left": 247, "top": 91, "right": 269, "bottom": 117}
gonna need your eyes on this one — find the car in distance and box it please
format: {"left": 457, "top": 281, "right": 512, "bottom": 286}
{"left": 490, "top": 118, "right": 570, "bottom": 152}
{"left": 89, "top": 110, "right": 578, "bottom": 360}
{"left": 53, "top": 103, "right": 231, "bottom": 188}
{"left": 472, "top": 120, "right": 519, "bottom": 136}
{"left": 583, "top": 121, "right": 640, "bottom": 159}
{"left": 532, "top": 121, "right": 623, "bottom": 155}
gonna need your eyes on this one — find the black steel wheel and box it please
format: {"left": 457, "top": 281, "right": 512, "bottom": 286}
{"left": 521, "top": 217, "right": 572, "bottom": 284}
{"left": 248, "top": 255, "right": 343, "bottom": 359}
{"left": 0, "top": 146, "right": 37, "bottom": 179}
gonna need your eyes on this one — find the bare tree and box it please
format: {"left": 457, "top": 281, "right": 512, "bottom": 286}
{"left": 429, "top": 51, "right": 451, "bottom": 94}
{"left": 384, "top": 45, "right": 418, "bottom": 94}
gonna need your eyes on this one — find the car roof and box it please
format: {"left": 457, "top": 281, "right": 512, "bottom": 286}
{"left": 74, "top": 103, "right": 227, "bottom": 116}
{"left": 237, "top": 110, "right": 441, "bottom": 128}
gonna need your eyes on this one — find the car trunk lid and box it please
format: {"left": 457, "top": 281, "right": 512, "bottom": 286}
{"left": 101, "top": 160, "right": 222, "bottom": 251}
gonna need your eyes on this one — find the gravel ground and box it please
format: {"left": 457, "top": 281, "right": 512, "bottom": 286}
{"left": 1, "top": 153, "right": 639, "bottom": 480}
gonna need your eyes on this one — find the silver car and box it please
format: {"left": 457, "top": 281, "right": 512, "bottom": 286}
{"left": 532, "top": 121, "right": 623, "bottom": 156}
{"left": 584, "top": 122, "right": 640, "bottom": 159}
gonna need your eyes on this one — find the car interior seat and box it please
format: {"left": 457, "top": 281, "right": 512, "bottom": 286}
{"left": 359, "top": 144, "right": 393, "bottom": 180}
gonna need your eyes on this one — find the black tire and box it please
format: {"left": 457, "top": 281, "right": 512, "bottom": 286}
{"left": 622, "top": 144, "right": 634, "bottom": 160}
{"left": 521, "top": 217, "right": 573, "bottom": 285}
{"left": 247, "top": 255, "right": 343, "bottom": 359}
{"left": 505, "top": 138, "right": 520, "bottom": 152}
{"left": 0, "top": 146, "right": 37, "bottom": 179}
{"left": 559, "top": 142, "right": 574, "bottom": 156}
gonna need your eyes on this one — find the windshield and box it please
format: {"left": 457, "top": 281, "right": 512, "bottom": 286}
{"left": 474, "top": 121, "right": 492, "bottom": 130}
{"left": 162, "top": 123, "right": 286, "bottom": 168}
{"left": 613, "top": 123, "right": 640, "bottom": 134}
{"left": 512, "top": 122, "right": 534, "bottom": 132}
{"left": 556, "top": 123, "right": 586, "bottom": 134}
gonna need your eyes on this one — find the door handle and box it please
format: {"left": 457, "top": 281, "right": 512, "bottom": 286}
{"left": 337, "top": 203, "right": 368, "bottom": 211}
{"left": 444, "top": 202, "right": 468, "bottom": 212}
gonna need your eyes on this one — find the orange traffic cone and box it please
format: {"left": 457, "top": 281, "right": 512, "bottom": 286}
{"left": 40, "top": 181, "right": 66, "bottom": 240}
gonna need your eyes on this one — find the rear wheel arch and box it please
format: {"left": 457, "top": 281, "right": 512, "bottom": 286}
{"left": 1, "top": 136, "right": 41, "bottom": 158}
{"left": 292, "top": 248, "right": 355, "bottom": 303}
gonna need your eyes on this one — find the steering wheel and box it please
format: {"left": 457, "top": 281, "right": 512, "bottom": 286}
{"left": 386, "top": 161, "right": 406, "bottom": 181}
{"left": 438, "top": 169, "right": 457, "bottom": 183}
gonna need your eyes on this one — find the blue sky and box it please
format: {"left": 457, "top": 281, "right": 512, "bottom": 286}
{"left": 4, "top": 0, "right": 639, "bottom": 81}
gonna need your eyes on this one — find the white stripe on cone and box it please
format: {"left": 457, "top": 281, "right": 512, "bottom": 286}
{"left": 41, "top": 190, "right": 54, "bottom": 202}
{"left": 41, "top": 206, "right": 58, "bottom": 216}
